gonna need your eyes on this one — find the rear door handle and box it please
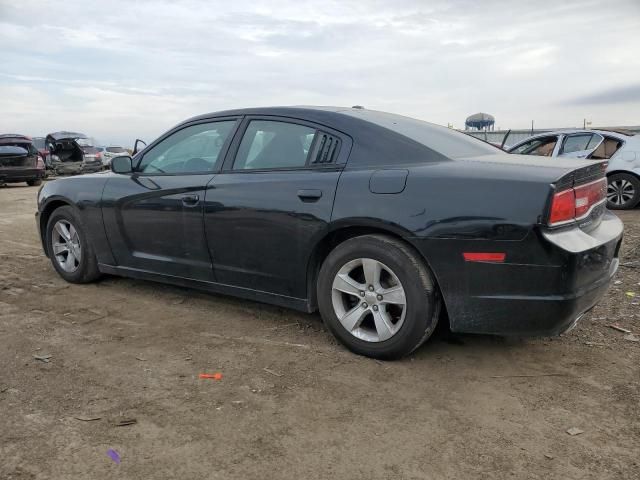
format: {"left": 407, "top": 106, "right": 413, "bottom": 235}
{"left": 181, "top": 194, "right": 200, "bottom": 206}
{"left": 297, "top": 189, "right": 322, "bottom": 201}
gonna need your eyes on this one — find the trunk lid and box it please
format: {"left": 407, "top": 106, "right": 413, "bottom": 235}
{"left": 0, "top": 145, "right": 35, "bottom": 168}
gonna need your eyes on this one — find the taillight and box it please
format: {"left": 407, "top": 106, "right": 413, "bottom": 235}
{"left": 36, "top": 157, "right": 45, "bottom": 169}
{"left": 549, "top": 178, "right": 606, "bottom": 226}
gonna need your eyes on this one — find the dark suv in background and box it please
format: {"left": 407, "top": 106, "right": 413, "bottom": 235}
{"left": 0, "top": 134, "right": 46, "bottom": 186}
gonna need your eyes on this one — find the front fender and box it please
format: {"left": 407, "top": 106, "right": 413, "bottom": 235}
{"left": 37, "top": 174, "right": 115, "bottom": 265}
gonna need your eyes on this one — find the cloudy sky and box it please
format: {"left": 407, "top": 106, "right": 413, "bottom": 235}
{"left": 1, "top": 0, "right": 639, "bottom": 146}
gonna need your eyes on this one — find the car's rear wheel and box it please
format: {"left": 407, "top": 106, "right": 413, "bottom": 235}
{"left": 607, "top": 173, "right": 640, "bottom": 210}
{"left": 27, "top": 179, "right": 42, "bottom": 186}
{"left": 317, "top": 234, "right": 439, "bottom": 359}
{"left": 45, "top": 206, "right": 101, "bottom": 283}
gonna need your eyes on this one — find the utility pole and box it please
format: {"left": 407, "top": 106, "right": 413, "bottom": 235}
{"left": 531, "top": 120, "right": 534, "bottom": 135}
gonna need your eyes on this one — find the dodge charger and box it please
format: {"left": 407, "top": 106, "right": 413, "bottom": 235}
{"left": 35, "top": 107, "right": 623, "bottom": 358}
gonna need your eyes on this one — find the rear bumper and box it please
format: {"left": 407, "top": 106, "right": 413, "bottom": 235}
{"left": 50, "top": 161, "right": 102, "bottom": 175}
{"left": 0, "top": 168, "right": 45, "bottom": 183}
{"left": 413, "top": 212, "right": 623, "bottom": 336}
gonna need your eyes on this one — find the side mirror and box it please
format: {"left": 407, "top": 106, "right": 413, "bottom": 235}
{"left": 111, "top": 155, "right": 133, "bottom": 174}
{"left": 133, "top": 139, "right": 147, "bottom": 155}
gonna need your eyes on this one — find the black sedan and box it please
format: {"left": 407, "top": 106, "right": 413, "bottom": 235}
{"left": 35, "top": 107, "right": 623, "bottom": 358}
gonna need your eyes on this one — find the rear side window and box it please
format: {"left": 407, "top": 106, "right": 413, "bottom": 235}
{"left": 233, "top": 120, "right": 317, "bottom": 170}
{"left": 561, "top": 134, "right": 602, "bottom": 154}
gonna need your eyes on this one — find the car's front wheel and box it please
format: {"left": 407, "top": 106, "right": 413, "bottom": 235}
{"left": 607, "top": 173, "right": 640, "bottom": 210}
{"left": 317, "top": 234, "right": 439, "bottom": 359}
{"left": 27, "top": 179, "right": 42, "bottom": 187}
{"left": 45, "top": 206, "right": 101, "bottom": 283}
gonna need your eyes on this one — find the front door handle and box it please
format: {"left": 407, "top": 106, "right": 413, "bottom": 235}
{"left": 297, "top": 189, "right": 322, "bottom": 202}
{"left": 181, "top": 194, "right": 200, "bottom": 206}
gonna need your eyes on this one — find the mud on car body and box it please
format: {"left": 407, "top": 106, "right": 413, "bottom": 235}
{"left": 35, "top": 107, "right": 623, "bottom": 359}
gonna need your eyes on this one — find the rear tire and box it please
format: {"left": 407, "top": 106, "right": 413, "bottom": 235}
{"left": 27, "top": 179, "right": 42, "bottom": 186}
{"left": 45, "top": 206, "right": 101, "bottom": 284}
{"left": 607, "top": 173, "right": 640, "bottom": 210}
{"left": 317, "top": 234, "right": 438, "bottom": 359}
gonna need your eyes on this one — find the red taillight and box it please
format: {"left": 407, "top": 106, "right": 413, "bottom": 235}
{"left": 574, "top": 179, "right": 606, "bottom": 218}
{"left": 95, "top": 152, "right": 102, "bottom": 160}
{"left": 549, "top": 189, "right": 576, "bottom": 225}
{"left": 36, "top": 157, "right": 45, "bottom": 169}
{"left": 549, "top": 178, "right": 606, "bottom": 226}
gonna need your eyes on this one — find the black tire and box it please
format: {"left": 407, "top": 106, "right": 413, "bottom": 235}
{"left": 27, "top": 179, "right": 42, "bottom": 186}
{"left": 607, "top": 173, "right": 640, "bottom": 210}
{"left": 317, "top": 234, "right": 438, "bottom": 359}
{"left": 45, "top": 205, "right": 101, "bottom": 283}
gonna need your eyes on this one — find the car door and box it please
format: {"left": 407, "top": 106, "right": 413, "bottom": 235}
{"left": 558, "top": 133, "right": 604, "bottom": 158}
{"left": 203, "top": 116, "right": 351, "bottom": 299}
{"left": 102, "top": 118, "right": 239, "bottom": 281}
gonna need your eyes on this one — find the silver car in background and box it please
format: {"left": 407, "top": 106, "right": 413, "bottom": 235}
{"left": 507, "top": 129, "right": 640, "bottom": 209}
{"left": 101, "top": 146, "right": 128, "bottom": 168}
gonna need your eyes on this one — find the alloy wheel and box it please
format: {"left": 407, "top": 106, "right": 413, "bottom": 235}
{"left": 51, "top": 219, "right": 82, "bottom": 273}
{"left": 607, "top": 179, "right": 635, "bottom": 206}
{"left": 331, "top": 258, "right": 407, "bottom": 342}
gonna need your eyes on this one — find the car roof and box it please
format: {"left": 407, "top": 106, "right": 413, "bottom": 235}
{"left": 510, "top": 128, "right": 634, "bottom": 147}
{"left": 0, "top": 134, "right": 32, "bottom": 142}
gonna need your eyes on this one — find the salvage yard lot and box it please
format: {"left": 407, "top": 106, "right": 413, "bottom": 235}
{"left": 1, "top": 183, "right": 639, "bottom": 480}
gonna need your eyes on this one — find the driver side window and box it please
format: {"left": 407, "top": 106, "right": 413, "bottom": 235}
{"left": 137, "top": 121, "right": 235, "bottom": 174}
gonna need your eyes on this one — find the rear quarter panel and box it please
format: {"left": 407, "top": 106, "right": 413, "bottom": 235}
{"left": 330, "top": 159, "right": 567, "bottom": 333}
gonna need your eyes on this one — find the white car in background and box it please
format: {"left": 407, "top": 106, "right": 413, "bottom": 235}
{"left": 100, "top": 146, "right": 128, "bottom": 168}
{"left": 507, "top": 129, "right": 640, "bottom": 209}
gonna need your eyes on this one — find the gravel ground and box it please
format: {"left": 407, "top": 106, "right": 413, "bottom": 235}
{"left": 1, "top": 182, "right": 639, "bottom": 480}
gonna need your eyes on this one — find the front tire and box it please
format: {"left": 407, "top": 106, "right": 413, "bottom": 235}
{"left": 607, "top": 173, "right": 640, "bottom": 210}
{"left": 45, "top": 206, "right": 101, "bottom": 283}
{"left": 317, "top": 234, "right": 438, "bottom": 359}
{"left": 27, "top": 179, "right": 42, "bottom": 186}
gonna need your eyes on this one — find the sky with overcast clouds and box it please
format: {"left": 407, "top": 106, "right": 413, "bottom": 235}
{"left": 1, "top": 0, "right": 639, "bottom": 146}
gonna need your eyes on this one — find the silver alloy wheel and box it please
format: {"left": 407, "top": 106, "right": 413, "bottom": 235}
{"left": 51, "top": 219, "right": 82, "bottom": 273}
{"left": 331, "top": 258, "right": 407, "bottom": 342}
{"left": 607, "top": 179, "right": 635, "bottom": 206}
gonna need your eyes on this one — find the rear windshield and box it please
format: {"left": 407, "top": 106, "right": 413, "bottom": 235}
{"left": 107, "top": 146, "right": 126, "bottom": 153}
{"left": 343, "top": 109, "right": 501, "bottom": 158}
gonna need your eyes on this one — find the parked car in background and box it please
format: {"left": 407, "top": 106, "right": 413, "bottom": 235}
{"left": 101, "top": 146, "right": 128, "bottom": 168}
{"left": 35, "top": 107, "right": 622, "bottom": 359}
{"left": 45, "top": 132, "right": 103, "bottom": 176}
{"left": 0, "top": 134, "right": 46, "bottom": 186}
{"left": 507, "top": 129, "right": 640, "bottom": 209}
{"left": 32, "top": 136, "right": 48, "bottom": 160}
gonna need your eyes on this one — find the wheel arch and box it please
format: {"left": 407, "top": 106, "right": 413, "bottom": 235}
{"left": 606, "top": 169, "right": 640, "bottom": 180}
{"left": 39, "top": 198, "right": 75, "bottom": 255}
{"left": 306, "top": 222, "right": 446, "bottom": 317}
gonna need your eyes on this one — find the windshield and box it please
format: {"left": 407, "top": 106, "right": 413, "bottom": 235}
{"left": 32, "top": 138, "right": 46, "bottom": 149}
{"left": 106, "top": 146, "right": 126, "bottom": 153}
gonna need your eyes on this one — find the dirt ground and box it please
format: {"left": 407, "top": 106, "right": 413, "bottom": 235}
{"left": 0, "top": 182, "right": 639, "bottom": 480}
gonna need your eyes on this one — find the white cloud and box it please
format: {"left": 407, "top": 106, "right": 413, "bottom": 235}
{"left": 0, "top": 0, "right": 639, "bottom": 145}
